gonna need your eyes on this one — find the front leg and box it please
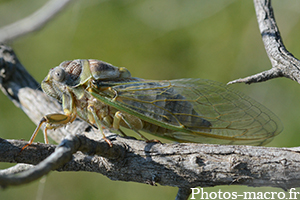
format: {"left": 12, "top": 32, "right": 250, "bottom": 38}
{"left": 21, "top": 112, "right": 76, "bottom": 151}
{"left": 22, "top": 92, "right": 77, "bottom": 151}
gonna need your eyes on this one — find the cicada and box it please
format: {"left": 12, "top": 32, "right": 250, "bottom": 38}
{"left": 22, "top": 59, "right": 282, "bottom": 149}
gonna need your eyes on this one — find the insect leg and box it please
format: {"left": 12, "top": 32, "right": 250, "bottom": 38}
{"left": 21, "top": 113, "right": 75, "bottom": 151}
{"left": 113, "top": 111, "right": 149, "bottom": 141}
{"left": 21, "top": 117, "right": 47, "bottom": 151}
{"left": 87, "top": 105, "right": 113, "bottom": 147}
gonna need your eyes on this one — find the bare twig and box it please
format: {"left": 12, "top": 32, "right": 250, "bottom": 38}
{"left": 0, "top": 135, "right": 77, "bottom": 186}
{"left": 0, "top": 0, "right": 73, "bottom": 43}
{"left": 228, "top": 0, "right": 300, "bottom": 85}
{"left": 0, "top": 133, "right": 124, "bottom": 187}
{"left": 2, "top": 133, "right": 300, "bottom": 190}
{"left": 0, "top": 164, "right": 35, "bottom": 176}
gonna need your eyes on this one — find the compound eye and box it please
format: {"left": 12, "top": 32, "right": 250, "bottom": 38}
{"left": 52, "top": 67, "right": 65, "bottom": 82}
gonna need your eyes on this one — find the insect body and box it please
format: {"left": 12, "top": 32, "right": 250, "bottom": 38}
{"left": 23, "top": 59, "right": 282, "bottom": 149}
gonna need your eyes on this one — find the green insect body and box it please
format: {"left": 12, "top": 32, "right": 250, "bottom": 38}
{"left": 23, "top": 59, "right": 283, "bottom": 149}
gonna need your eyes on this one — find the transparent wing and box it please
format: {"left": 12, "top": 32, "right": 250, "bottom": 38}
{"left": 94, "top": 78, "right": 282, "bottom": 145}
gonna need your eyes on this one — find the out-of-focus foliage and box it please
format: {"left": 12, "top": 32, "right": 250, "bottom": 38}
{"left": 1, "top": 0, "right": 300, "bottom": 199}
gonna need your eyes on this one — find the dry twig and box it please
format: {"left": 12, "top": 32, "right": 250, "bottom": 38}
{"left": 228, "top": 0, "right": 300, "bottom": 85}
{"left": 0, "top": 0, "right": 72, "bottom": 43}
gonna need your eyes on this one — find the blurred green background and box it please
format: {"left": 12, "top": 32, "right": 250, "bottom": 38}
{"left": 1, "top": 0, "right": 300, "bottom": 199}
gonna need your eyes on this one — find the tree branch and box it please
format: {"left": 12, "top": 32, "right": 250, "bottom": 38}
{"left": 2, "top": 132, "right": 300, "bottom": 190}
{"left": 0, "top": 0, "right": 72, "bottom": 43}
{"left": 228, "top": 0, "right": 300, "bottom": 85}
